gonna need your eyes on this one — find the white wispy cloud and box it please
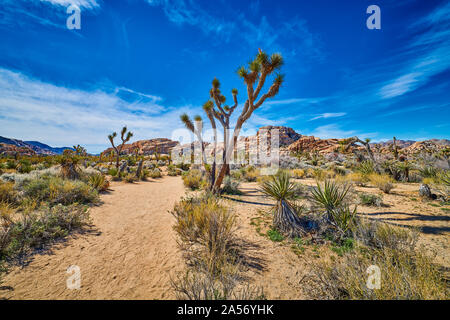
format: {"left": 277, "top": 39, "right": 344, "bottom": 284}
{"left": 0, "top": 0, "right": 101, "bottom": 31}
{"left": 379, "top": 2, "right": 450, "bottom": 99}
{"left": 307, "top": 124, "right": 376, "bottom": 140}
{"left": 40, "top": 0, "right": 100, "bottom": 10}
{"left": 309, "top": 112, "right": 346, "bottom": 121}
{"left": 146, "top": 0, "right": 236, "bottom": 41}
{"left": 0, "top": 68, "right": 202, "bottom": 153}
{"left": 146, "top": 0, "right": 324, "bottom": 60}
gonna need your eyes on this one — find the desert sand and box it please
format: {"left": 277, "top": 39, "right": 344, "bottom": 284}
{"left": 0, "top": 176, "right": 185, "bottom": 299}
{"left": 1, "top": 176, "right": 448, "bottom": 300}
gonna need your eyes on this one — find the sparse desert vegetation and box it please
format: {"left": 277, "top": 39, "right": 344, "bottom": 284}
{"left": 0, "top": 42, "right": 449, "bottom": 302}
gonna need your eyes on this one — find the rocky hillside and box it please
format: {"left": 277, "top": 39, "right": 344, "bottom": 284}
{"left": 101, "top": 138, "right": 179, "bottom": 156}
{"left": 0, "top": 143, "right": 36, "bottom": 156}
{"left": 0, "top": 136, "right": 73, "bottom": 155}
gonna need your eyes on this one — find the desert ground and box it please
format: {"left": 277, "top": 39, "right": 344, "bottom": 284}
{"left": 1, "top": 175, "right": 448, "bottom": 300}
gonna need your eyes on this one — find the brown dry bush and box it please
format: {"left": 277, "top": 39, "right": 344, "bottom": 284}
{"left": 172, "top": 267, "right": 264, "bottom": 300}
{"left": 171, "top": 195, "right": 238, "bottom": 275}
{"left": 171, "top": 194, "right": 262, "bottom": 300}
{"left": 305, "top": 220, "right": 448, "bottom": 300}
{"left": 0, "top": 182, "right": 18, "bottom": 204}
{"left": 369, "top": 173, "right": 395, "bottom": 194}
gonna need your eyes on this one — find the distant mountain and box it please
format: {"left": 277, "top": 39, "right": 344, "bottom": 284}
{"left": 24, "top": 141, "right": 73, "bottom": 155}
{"left": 0, "top": 136, "right": 73, "bottom": 155}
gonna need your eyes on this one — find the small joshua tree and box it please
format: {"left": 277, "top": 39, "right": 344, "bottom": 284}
{"left": 392, "top": 136, "right": 399, "bottom": 160}
{"left": 108, "top": 126, "right": 133, "bottom": 170}
{"left": 73, "top": 144, "right": 87, "bottom": 156}
{"left": 350, "top": 137, "right": 380, "bottom": 172}
{"left": 59, "top": 149, "right": 80, "bottom": 179}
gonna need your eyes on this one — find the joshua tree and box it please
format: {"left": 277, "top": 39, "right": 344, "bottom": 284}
{"left": 108, "top": 126, "right": 133, "bottom": 170}
{"left": 180, "top": 113, "right": 208, "bottom": 168}
{"left": 392, "top": 136, "right": 399, "bottom": 160}
{"left": 206, "top": 50, "right": 285, "bottom": 192}
{"left": 73, "top": 144, "right": 87, "bottom": 156}
{"left": 59, "top": 149, "right": 80, "bottom": 179}
{"left": 350, "top": 137, "right": 379, "bottom": 171}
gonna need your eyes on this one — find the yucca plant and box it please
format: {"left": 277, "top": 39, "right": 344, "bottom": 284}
{"left": 419, "top": 166, "right": 438, "bottom": 179}
{"left": 311, "top": 180, "right": 351, "bottom": 215}
{"left": 311, "top": 180, "right": 355, "bottom": 239}
{"left": 260, "top": 171, "right": 305, "bottom": 237}
{"left": 328, "top": 205, "right": 357, "bottom": 239}
{"left": 88, "top": 173, "right": 109, "bottom": 191}
{"left": 439, "top": 170, "right": 450, "bottom": 187}
{"left": 357, "top": 160, "right": 375, "bottom": 176}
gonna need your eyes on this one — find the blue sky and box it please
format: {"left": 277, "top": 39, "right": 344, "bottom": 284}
{"left": 0, "top": 0, "right": 449, "bottom": 153}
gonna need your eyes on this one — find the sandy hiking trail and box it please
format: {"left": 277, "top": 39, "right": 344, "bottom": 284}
{"left": 1, "top": 176, "right": 185, "bottom": 300}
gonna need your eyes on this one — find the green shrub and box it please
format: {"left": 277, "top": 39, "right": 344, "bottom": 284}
{"left": 124, "top": 173, "right": 136, "bottom": 183}
{"left": 150, "top": 168, "right": 162, "bottom": 179}
{"left": 6, "top": 160, "right": 16, "bottom": 170}
{"left": 22, "top": 176, "right": 98, "bottom": 205}
{"left": 307, "top": 243, "right": 447, "bottom": 299}
{"left": 0, "top": 182, "right": 18, "bottom": 204}
{"left": 171, "top": 195, "right": 237, "bottom": 275}
{"left": 16, "top": 160, "right": 32, "bottom": 174}
{"left": 107, "top": 167, "right": 118, "bottom": 176}
{"left": 357, "top": 161, "right": 375, "bottom": 176}
{"left": 182, "top": 170, "right": 203, "bottom": 190}
{"left": 311, "top": 180, "right": 351, "bottom": 213}
{"left": 369, "top": 174, "right": 394, "bottom": 194}
{"left": 221, "top": 176, "right": 242, "bottom": 195}
{"left": 88, "top": 173, "right": 110, "bottom": 191}
{"left": 358, "top": 193, "right": 382, "bottom": 207}
{"left": 419, "top": 166, "right": 438, "bottom": 178}
{"left": 267, "top": 228, "right": 284, "bottom": 242}
{"left": 1, "top": 204, "right": 90, "bottom": 261}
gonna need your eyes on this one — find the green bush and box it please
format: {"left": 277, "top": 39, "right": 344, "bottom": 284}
{"left": 358, "top": 193, "right": 382, "bottom": 207}
{"left": 1, "top": 204, "right": 90, "bottom": 261}
{"left": 150, "top": 168, "right": 162, "bottom": 179}
{"left": 107, "top": 167, "right": 118, "bottom": 176}
{"left": 221, "top": 176, "right": 242, "bottom": 195}
{"left": 0, "top": 182, "right": 18, "bottom": 204}
{"left": 267, "top": 228, "right": 284, "bottom": 242}
{"left": 88, "top": 173, "right": 110, "bottom": 191}
{"left": 22, "top": 176, "right": 98, "bottom": 205}
{"left": 182, "top": 170, "right": 203, "bottom": 190}
{"left": 171, "top": 195, "right": 237, "bottom": 275}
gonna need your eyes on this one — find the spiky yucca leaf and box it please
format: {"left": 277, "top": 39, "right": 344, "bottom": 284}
{"left": 237, "top": 66, "right": 248, "bottom": 78}
{"left": 311, "top": 180, "right": 351, "bottom": 213}
{"left": 439, "top": 170, "right": 450, "bottom": 187}
{"left": 212, "top": 77, "right": 220, "bottom": 89}
{"left": 249, "top": 59, "right": 261, "bottom": 73}
{"left": 270, "top": 53, "right": 284, "bottom": 70}
{"left": 203, "top": 101, "right": 213, "bottom": 112}
{"left": 181, "top": 113, "right": 195, "bottom": 133}
{"left": 125, "top": 131, "right": 133, "bottom": 142}
{"left": 108, "top": 132, "right": 117, "bottom": 144}
{"left": 260, "top": 171, "right": 297, "bottom": 202}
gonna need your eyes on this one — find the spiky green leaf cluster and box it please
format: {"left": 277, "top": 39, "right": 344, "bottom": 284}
{"left": 260, "top": 171, "right": 297, "bottom": 202}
